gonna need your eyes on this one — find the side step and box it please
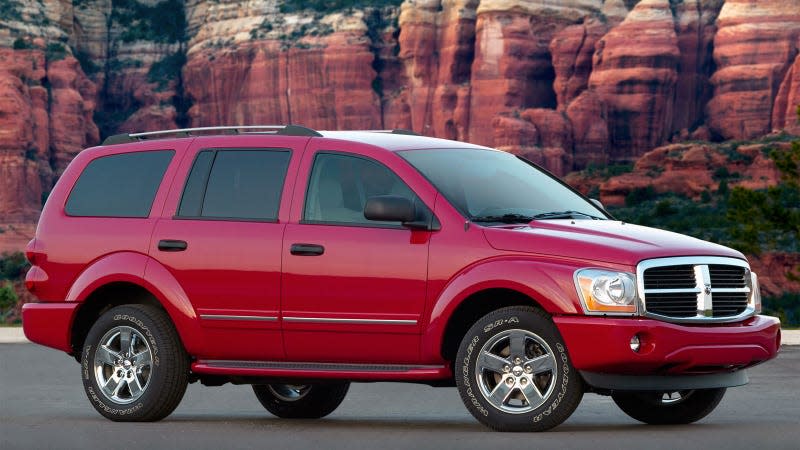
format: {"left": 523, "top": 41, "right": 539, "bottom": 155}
{"left": 192, "top": 359, "right": 451, "bottom": 381}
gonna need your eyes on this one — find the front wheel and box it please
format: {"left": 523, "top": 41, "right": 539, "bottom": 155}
{"left": 455, "top": 306, "right": 583, "bottom": 432}
{"left": 611, "top": 388, "right": 726, "bottom": 425}
{"left": 81, "top": 304, "right": 189, "bottom": 421}
{"left": 253, "top": 382, "right": 350, "bottom": 418}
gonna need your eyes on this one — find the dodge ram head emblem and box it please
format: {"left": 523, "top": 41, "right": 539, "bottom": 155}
{"left": 704, "top": 284, "right": 712, "bottom": 295}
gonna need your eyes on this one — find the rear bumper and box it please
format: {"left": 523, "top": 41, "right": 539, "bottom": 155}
{"left": 554, "top": 314, "right": 780, "bottom": 378}
{"left": 22, "top": 302, "right": 79, "bottom": 353}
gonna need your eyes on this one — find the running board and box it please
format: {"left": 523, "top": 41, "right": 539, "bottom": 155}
{"left": 192, "top": 359, "right": 451, "bottom": 381}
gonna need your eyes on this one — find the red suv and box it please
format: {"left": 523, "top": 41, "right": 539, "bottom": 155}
{"left": 22, "top": 125, "right": 780, "bottom": 431}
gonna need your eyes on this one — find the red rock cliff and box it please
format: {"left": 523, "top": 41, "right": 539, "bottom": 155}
{"left": 2, "top": 0, "right": 800, "bottom": 264}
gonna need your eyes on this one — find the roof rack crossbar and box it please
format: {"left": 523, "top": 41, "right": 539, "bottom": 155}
{"left": 102, "top": 124, "right": 321, "bottom": 145}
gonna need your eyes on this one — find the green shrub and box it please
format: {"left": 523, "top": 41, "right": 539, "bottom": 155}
{"left": 112, "top": 0, "right": 186, "bottom": 43}
{"left": 0, "top": 282, "right": 17, "bottom": 323}
{"left": 147, "top": 51, "right": 186, "bottom": 90}
{"left": 13, "top": 38, "right": 34, "bottom": 50}
{"left": 45, "top": 43, "right": 69, "bottom": 62}
{"left": 0, "top": 252, "right": 29, "bottom": 280}
{"left": 763, "top": 293, "right": 800, "bottom": 328}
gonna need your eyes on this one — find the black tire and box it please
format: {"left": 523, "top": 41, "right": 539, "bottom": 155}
{"left": 253, "top": 382, "right": 350, "bottom": 419}
{"left": 612, "top": 388, "right": 726, "bottom": 425}
{"left": 81, "top": 304, "right": 189, "bottom": 421}
{"left": 455, "top": 306, "right": 583, "bottom": 432}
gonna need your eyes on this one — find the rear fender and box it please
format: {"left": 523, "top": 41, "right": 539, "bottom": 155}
{"left": 66, "top": 252, "right": 202, "bottom": 355}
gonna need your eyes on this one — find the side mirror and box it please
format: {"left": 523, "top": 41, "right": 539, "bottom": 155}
{"left": 364, "top": 195, "right": 416, "bottom": 223}
{"left": 590, "top": 198, "right": 606, "bottom": 211}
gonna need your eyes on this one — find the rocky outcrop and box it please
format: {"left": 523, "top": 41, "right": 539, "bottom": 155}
{"left": 773, "top": 53, "right": 800, "bottom": 135}
{"left": 2, "top": 0, "right": 800, "bottom": 268}
{"left": 749, "top": 253, "right": 800, "bottom": 297}
{"left": 587, "top": 0, "right": 680, "bottom": 160}
{"left": 707, "top": 0, "right": 800, "bottom": 140}
{"left": 184, "top": 2, "right": 383, "bottom": 130}
{"left": 596, "top": 140, "right": 784, "bottom": 206}
{"left": 0, "top": 46, "right": 97, "bottom": 223}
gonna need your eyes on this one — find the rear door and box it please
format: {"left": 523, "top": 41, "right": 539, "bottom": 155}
{"left": 150, "top": 136, "right": 306, "bottom": 361}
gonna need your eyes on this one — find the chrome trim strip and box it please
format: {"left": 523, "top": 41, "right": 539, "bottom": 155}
{"left": 282, "top": 317, "right": 418, "bottom": 325}
{"left": 643, "top": 288, "right": 702, "bottom": 294}
{"left": 200, "top": 314, "right": 278, "bottom": 322}
{"left": 636, "top": 256, "right": 756, "bottom": 324}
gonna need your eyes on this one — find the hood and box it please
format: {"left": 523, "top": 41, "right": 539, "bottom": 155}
{"left": 482, "top": 220, "right": 745, "bottom": 267}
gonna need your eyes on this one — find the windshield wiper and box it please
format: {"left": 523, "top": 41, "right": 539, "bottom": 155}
{"left": 470, "top": 213, "right": 535, "bottom": 224}
{"left": 533, "top": 210, "right": 604, "bottom": 220}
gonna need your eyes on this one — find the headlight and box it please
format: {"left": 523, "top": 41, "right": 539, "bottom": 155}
{"left": 750, "top": 271, "right": 762, "bottom": 314}
{"left": 575, "top": 269, "right": 638, "bottom": 315}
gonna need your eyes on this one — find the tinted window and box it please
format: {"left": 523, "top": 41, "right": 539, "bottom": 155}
{"left": 65, "top": 150, "right": 174, "bottom": 217}
{"left": 400, "top": 149, "right": 606, "bottom": 221}
{"left": 178, "top": 149, "right": 290, "bottom": 220}
{"left": 304, "top": 153, "right": 417, "bottom": 225}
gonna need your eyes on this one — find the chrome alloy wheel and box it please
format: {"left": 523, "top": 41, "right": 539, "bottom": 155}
{"left": 93, "top": 326, "right": 153, "bottom": 404}
{"left": 267, "top": 384, "right": 312, "bottom": 402}
{"left": 475, "top": 329, "right": 558, "bottom": 414}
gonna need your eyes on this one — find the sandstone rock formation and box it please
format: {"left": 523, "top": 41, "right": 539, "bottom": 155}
{"left": 707, "top": 0, "right": 800, "bottom": 140}
{"left": 595, "top": 140, "right": 784, "bottom": 206}
{"left": 2, "top": 0, "right": 800, "bottom": 286}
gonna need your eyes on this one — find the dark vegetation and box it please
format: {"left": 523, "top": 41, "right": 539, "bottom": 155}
{"left": 0, "top": 252, "right": 29, "bottom": 324}
{"left": 111, "top": 0, "right": 186, "bottom": 43}
{"left": 603, "top": 108, "right": 800, "bottom": 325}
{"left": 279, "top": 0, "right": 403, "bottom": 13}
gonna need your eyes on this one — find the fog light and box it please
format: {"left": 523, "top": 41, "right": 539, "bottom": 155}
{"left": 630, "top": 334, "right": 641, "bottom": 353}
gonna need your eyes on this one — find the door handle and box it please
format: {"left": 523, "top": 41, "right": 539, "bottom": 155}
{"left": 290, "top": 243, "right": 325, "bottom": 256}
{"left": 158, "top": 239, "right": 188, "bottom": 252}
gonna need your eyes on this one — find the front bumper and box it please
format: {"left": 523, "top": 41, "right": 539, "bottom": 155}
{"left": 22, "top": 302, "right": 80, "bottom": 353}
{"left": 554, "top": 314, "right": 780, "bottom": 377}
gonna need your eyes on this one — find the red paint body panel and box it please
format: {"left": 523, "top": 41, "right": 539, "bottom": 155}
{"left": 22, "top": 132, "right": 781, "bottom": 388}
{"left": 554, "top": 315, "right": 780, "bottom": 374}
{"left": 22, "top": 302, "right": 79, "bottom": 352}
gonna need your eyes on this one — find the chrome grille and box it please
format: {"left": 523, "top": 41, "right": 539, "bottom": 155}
{"left": 709, "top": 265, "right": 747, "bottom": 288}
{"left": 643, "top": 265, "right": 695, "bottom": 289}
{"left": 643, "top": 292, "right": 697, "bottom": 317}
{"left": 637, "top": 257, "right": 755, "bottom": 323}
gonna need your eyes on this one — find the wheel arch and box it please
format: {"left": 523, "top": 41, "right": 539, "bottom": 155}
{"left": 421, "top": 257, "right": 583, "bottom": 363}
{"left": 66, "top": 252, "right": 202, "bottom": 358}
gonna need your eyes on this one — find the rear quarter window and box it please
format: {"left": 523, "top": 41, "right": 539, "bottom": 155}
{"left": 65, "top": 150, "right": 174, "bottom": 218}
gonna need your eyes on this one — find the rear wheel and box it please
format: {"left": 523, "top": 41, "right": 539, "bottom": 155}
{"left": 252, "top": 382, "right": 350, "bottom": 419}
{"left": 455, "top": 306, "right": 583, "bottom": 432}
{"left": 612, "top": 388, "right": 726, "bottom": 425}
{"left": 81, "top": 304, "right": 189, "bottom": 421}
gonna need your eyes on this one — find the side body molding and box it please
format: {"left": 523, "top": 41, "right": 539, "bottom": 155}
{"left": 420, "top": 257, "right": 586, "bottom": 362}
{"left": 66, "top": 252, "right": 202, "bottom": 355}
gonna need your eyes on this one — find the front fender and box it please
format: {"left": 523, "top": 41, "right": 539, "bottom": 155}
{"left": 66, "top": 252, "right": 202, "bottom": 355}
{"left": 421, "top": 257, "right": 586, "bottom": 362}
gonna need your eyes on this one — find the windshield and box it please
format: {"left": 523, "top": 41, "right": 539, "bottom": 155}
{"left": 399, "top": 148, "right": 607, "bottom": 223}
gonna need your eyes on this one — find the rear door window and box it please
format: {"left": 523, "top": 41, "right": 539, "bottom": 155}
{"left": 65, "top": 150, "right": 174, "bottom": 217}
{"left": 177, "top": 149, "right": 291, "bottom": 221}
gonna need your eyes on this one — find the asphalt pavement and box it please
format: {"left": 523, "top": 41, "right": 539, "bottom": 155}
{"left": 1, "top": 343, "right": 798, "bottom": 450}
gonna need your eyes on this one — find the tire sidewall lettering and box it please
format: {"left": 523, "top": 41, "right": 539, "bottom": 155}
{"left": 83, "top": 311, "right": 159, "bottom": 416}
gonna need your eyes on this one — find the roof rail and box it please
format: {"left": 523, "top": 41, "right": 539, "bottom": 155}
{"left": 359, "top": 129, "right": 420, "bottom": 136}
{"left": 102, "top": 125, "right": 322, "bottom": 145}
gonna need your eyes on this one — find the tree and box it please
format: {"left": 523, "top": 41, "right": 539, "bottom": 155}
{"left": 727, "top": 108, "right": 800, "bottom": 255}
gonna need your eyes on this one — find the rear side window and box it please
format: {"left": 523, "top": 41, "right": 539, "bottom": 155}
{"left": 177, "top": 149, "right": 291, "bottom": 221}
{"left": 65, "top": 150, "right": 174, "bottom": 218}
